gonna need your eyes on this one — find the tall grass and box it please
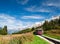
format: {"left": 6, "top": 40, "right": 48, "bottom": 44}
{"left": 0, "top": 33, "right": 34, "bottom": 44}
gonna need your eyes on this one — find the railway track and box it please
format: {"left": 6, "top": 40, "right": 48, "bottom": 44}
{"left": 42, "top": 35, "right": 60, "bottom": 44}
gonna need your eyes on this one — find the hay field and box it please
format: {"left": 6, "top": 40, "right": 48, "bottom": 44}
{"left": 0, "top": 33, "right": 34, "bottom": 44}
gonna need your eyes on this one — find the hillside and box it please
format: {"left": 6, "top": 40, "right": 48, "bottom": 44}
{"left": 42, "top": 16, "right": 60, "bottom": 40}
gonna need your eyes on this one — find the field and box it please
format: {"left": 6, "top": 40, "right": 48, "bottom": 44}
{"left": 25, "top": 35, "right": 49, "bottom": 44}
{"left": 0, "top": 33, "right": 49, "bottom": 44}
{"left": 0, "top": 33, "right": 34, "bottom": 44}
{"left": 44, "top": 29, "right": 60, "bottom": 40}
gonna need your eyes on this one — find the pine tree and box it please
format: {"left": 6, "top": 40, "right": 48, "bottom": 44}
{"left": 3, "top": 26, "right": 7, "bottom": 35}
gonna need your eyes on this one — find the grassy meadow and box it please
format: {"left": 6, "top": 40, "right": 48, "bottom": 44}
{"left": 0, "top": 33, "right": 34, "bottom": 44}
{"left": 0, "top": 33, "right": 49, "bottom": 44}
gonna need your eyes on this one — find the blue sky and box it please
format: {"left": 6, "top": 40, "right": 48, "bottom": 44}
{"left": 0, "top": 0, "right": 60, "bottom": 32}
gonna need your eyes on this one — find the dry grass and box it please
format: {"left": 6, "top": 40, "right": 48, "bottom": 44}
{"left": 44, "top": 29, "right": 60, "bottom": 40}
{"left": 45, "top": 29, "right": 60, "bottom": 35}
{"left": 0, "top": 33, "right": 34, "bottom": 44}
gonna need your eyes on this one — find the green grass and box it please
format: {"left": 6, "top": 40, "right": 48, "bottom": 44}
{"left": 25, "top": 35, "right": 49, "bottom": 44}
{"left": 44, "top": 29, "right": 60, "bottom": 40}
{"left": 44, "top": 34, "right": 60, "bottom": 40}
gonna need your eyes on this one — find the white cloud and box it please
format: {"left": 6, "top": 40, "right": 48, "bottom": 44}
{"left": 0, "top": 14, "right": 23, "bottom": 30}
{"left": 33, "top": 21, "right": 45, "bottom": 27}
{"left": 35, "top": 22, "right": 42, "bottom": 26}
{"left": 44, "top": 3, "right": 60, "bottom": 7}
{"left": 34, "top": 15, "right": 60, "bottom": 27}
{"left": 43, "top": 0, "right": 60, "bottom": 7}
{"left": 16, "top": 0, "right": 28, "bottom": 5}
{"left": 51, "top": 15, "right": 60, "bottom": 20}
{"left": 45, "top": 15, "right": 60, "bottom": 22}
{"left": 0, "top": 14, "right": 34, "bottom": 33}
{"left": 21, "top": 15, "right": 44, "bottom": 19}
{"left": 24, "top": 5, "right": 51, "bottom": 12}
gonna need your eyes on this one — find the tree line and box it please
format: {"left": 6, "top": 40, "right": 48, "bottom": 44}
{"left": 42, "top": 16, "right": 60, "bottom": 31}
{"left": 0, "top": 26, "right": 7, "bottom": 35}
{"left": 12, "top": 27, "right": 35, "bottom": 34}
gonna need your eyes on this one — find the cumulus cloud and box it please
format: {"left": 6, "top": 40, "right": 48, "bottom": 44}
{"left": 16, "top": 0, "right": 28, "bottom": 5}
{"left": 21, "top": 15, "right": 44, "bottom": 19}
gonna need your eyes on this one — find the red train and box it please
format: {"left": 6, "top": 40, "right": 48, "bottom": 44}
{"left": 33, "top": 30, "right": 43, "bottom": 35}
